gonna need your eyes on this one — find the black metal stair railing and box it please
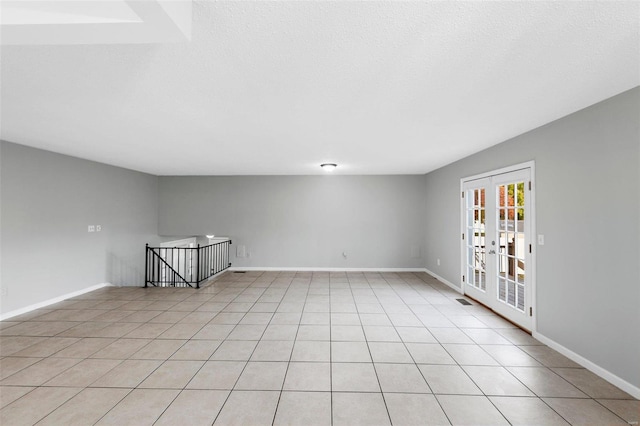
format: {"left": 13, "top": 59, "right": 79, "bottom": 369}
{"left": 147, "top": 248, "right": 192, "bottom": 288}
{"left": 145, "top": 239, "right": 232, "bottom": 289}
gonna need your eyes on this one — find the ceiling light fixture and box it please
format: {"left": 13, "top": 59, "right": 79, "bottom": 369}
{"left": 320, "top": 163, "right": 337, "bottom": 172}
{"left": 206, "top": 234, "right": 215, "bottom": 239}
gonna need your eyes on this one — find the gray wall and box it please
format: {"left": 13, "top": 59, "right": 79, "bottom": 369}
{"left": 0, "top": 141, "right": 160, "bottom": 314}
{"left": 424, "top": 87, "right": 640, "bottom": 388}
{"left": 159, "top": 175, "right": 427, "bottom": 269}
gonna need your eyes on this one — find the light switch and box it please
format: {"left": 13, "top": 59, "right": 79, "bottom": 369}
{"left": 538, "top": 235, "right": 545, "bottom": 245}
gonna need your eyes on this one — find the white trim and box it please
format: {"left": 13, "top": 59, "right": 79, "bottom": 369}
{"left": 460, "top": 177, "right": 467, "bottom": 305}
{"left": 529, "top": 163, "right": 538, "bottom": 332}
{"left": 229, "top": 267, "right": 426, "bottom": 273}
{"left": 461, "top": 160, "right": 536, "bottom": 183}
{"left": 534, "top": 331, "right": 640, "bottom": 400}
{"left": 197, "top": 268, "right": 230, "bottom": 284}
{"left": 460, "top": 160, "right": 537, "bottom": 334}
{"left": 0, "top": 283, "right": 114, "bottom": 321}
{"left": 208, "top": 237, "right": 231, "bottom": 245}
{"left": 160, "top": 237, "right": 196, "bottom": 247}
{"left": 425, "top": 268, "right": 463, "bottom": 294}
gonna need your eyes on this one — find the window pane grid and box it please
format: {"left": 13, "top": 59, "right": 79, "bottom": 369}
{"left": 496, "top": 182, "right": 526, "bottom": 313}
{"left": 466, "top": 188, "right": 486, "bottom": 292}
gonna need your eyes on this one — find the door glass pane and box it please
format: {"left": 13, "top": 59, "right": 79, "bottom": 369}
{"left": 498, "top": 277, "right": 506, "bottom": 302}
{"left": 466, "top": 187, "right": 486, "bottom": 291}
{"left": 496, "top": 182, "right": 526, "bottom": 312}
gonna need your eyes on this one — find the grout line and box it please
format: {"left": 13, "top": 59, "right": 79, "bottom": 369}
{"left": 328, "top": 272, "right": 334, "bottom": 426}
{"left": 358, "top": 272, "right": 395, "bottom": 425}
{"left": 210, "top": 272, "right": 273, "bottom": 426}
{"left": 384, "top": 272, "right": 456, "bottom": 425}
{"left": 2, "top": 271, "right": 637, "bottom": 426}
{"left": 271, "top": 272, "right": 310, "bottom": 426}
{"left": 92, "top": 296, "right": 229, "bottom": 424}
{"left": 591, "top": 398, "right": 634, "bottom": 424}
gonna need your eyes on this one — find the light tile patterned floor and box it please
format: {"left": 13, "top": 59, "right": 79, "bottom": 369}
{"left": 0, "top": 271, "right": 637, "bottom": 425}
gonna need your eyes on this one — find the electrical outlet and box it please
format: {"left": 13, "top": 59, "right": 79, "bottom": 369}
{"left": 437, "top": 258, "right": 441, "bottom": 266}
{"left": 236, "top": 245, "right": 246, "bottom": 258}
{"left": 88, "top": 225, "right": 95, "bottom": 232}
{"left": 0, "top": 287, "right": 7, "bottom": 297}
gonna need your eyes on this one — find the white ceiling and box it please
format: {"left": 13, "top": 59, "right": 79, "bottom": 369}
{"left": 1, "top": 1, "right": 638, "bottom": 175}
{"left": 1, "top": 1, "right": 192, "bottom": 45}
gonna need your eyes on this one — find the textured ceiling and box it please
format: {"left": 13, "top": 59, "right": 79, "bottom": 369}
{"left": 1, "top": 1, "right": 638, "bottom": 175}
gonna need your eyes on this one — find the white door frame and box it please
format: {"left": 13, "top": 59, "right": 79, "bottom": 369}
{"left": 460, "top": 161, "right": 537, "bottom": 333}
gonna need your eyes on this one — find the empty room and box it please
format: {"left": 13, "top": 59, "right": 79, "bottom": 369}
{"left": 0, "top": 1, "right": 639, "bottom": 425}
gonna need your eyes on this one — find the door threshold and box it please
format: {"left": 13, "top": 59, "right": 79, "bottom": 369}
{"left": 463, "top": 294, "right": 532, "bottom": 335}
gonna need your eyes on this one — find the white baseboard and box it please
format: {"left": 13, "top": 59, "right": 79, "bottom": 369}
{"left": 198, "top": 268, "right": 231, "bottom": 284}
{"left": 533, "top": 331, "right": 640, "bottom": 400}
{"left": 424, "top": 268, "right": 463, "bottom": 294}
{"left": 0, "top": 283, "right": 114, "bottom": 321}
{"left": 229, "top": 266, "right": 426, "bottom": 273}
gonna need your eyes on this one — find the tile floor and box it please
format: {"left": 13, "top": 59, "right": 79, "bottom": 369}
{"left": 0, "top": 271, "right": 637, "bottom": 425}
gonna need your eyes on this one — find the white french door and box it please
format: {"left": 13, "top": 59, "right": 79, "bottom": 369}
{"left": 462, "top": 167, "right": 534, "bottom": 331}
